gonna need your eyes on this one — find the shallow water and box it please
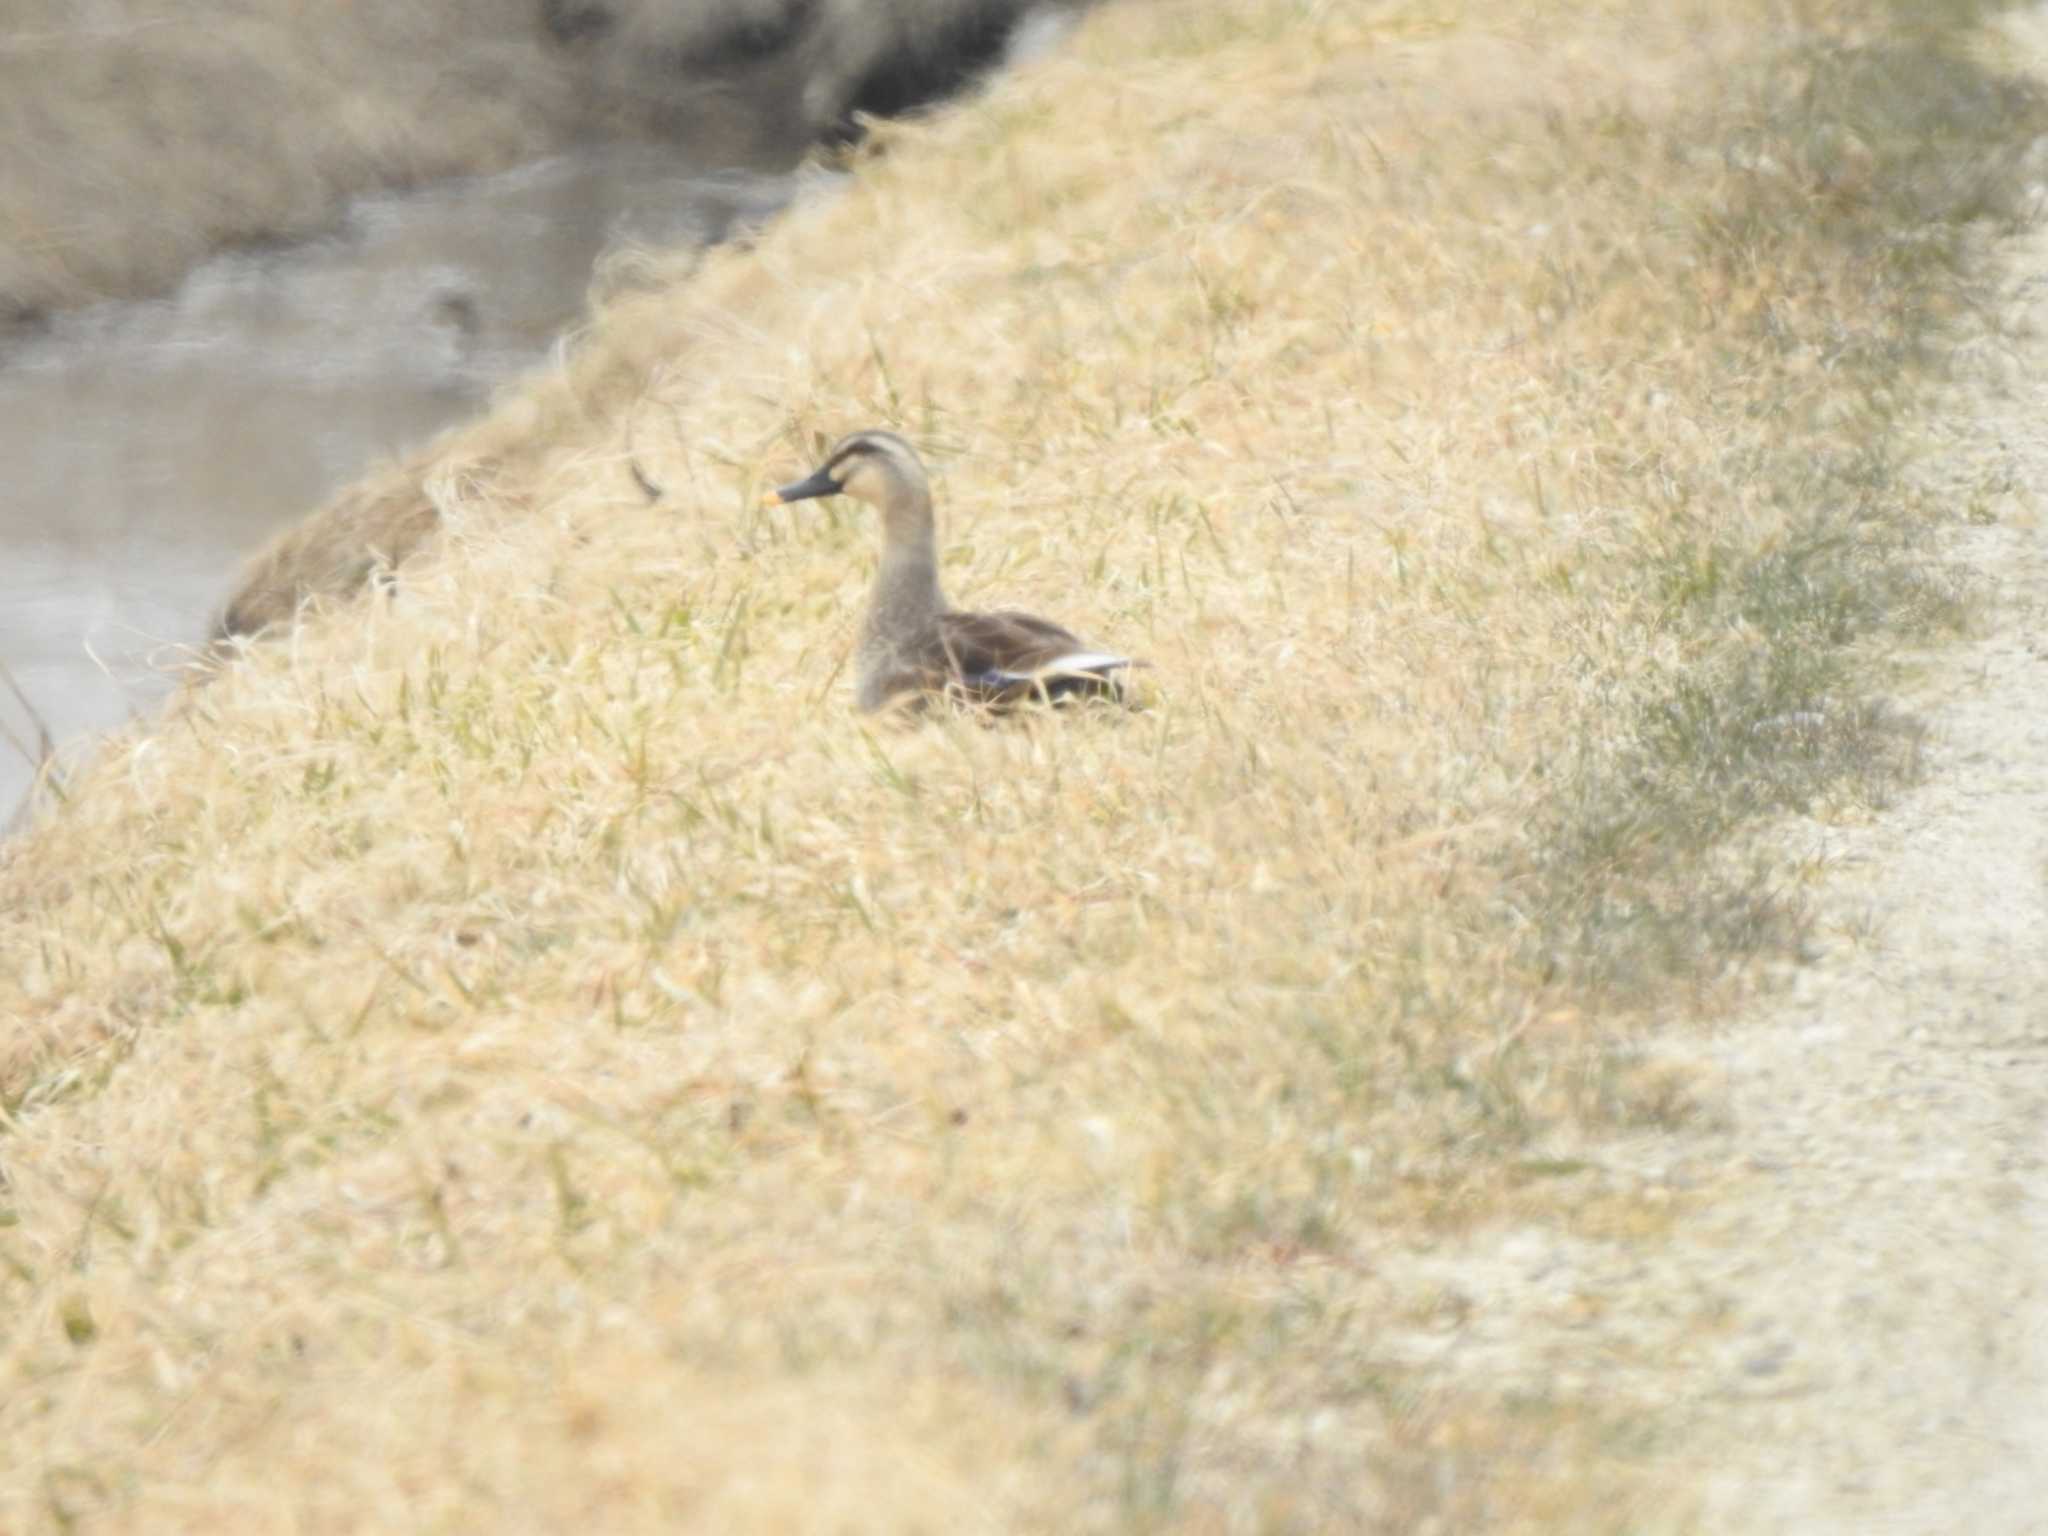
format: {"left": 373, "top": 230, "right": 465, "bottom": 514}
{"left": 0, "top": 147, "right": 796, "bottom": 819}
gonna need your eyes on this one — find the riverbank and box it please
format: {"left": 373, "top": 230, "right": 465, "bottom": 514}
{"left": 2, "top": 0, "right": 2040, "bottom": 1527}
{"left": 0, "top": 147, "right": 801, "bottom": 824}
{"left": 0, "top": 0, "right": 1061, "bottom": 326}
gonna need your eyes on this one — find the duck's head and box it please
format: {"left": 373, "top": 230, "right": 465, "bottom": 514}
{"left": 769, "top": 430, "right": 930, "bottom": 523}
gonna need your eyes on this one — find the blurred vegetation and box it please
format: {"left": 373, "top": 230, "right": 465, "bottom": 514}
{"left": 0, "top": 0, "right": 1068, "bottom": 326}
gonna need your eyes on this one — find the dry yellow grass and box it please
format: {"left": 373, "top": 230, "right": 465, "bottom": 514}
{"left": 0, "top": 0, "right": 2038, "bottom": 1529}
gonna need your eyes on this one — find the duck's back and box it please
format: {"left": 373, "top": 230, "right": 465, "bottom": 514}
{"left": 855, "top": 607, "right": 1134, "bottom": 711}
{"left": 939, "top": 608, "right": 1093, "bottom": 675}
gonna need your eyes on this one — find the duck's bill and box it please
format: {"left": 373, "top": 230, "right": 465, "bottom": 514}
{"left": 768, "top": 469, "right": 842, "bottom": 504}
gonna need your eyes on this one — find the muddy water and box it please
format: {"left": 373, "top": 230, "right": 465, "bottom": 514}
{"left": 0, "top": 147, "right": 796, "bottom": 818}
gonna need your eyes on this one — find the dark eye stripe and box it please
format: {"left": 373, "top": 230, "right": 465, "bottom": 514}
{"left": 828, "top": 439, "right": 882, "bottom": 472}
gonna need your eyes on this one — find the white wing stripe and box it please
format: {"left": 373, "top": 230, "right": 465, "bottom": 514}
{"left": 1034, "top": 652, "right": 1130, "bottom": 675}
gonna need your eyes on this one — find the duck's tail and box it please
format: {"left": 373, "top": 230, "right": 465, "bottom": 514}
{"left": 959, "top": 653, "right": 1146, "bottom": 707}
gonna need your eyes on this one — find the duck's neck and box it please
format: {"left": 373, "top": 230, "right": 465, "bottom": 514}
{"left": 864, "top": 488, "right": 945, "bottom": 642}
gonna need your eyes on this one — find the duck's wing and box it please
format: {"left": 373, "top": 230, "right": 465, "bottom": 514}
{"left": 935, "top": 609, "right": 1139, "bottom": 706}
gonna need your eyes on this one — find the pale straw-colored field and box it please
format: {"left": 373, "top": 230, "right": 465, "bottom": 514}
{"left": 0, "top": 0, "right": 2036, "bottom": 1528}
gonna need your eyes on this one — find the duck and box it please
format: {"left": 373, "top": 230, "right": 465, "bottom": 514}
{"left": 769, "top": 430, "right": 1141, "bottom": 713}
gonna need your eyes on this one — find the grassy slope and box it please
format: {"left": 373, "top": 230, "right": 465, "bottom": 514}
{"left": 0, "top": 0, "right": 2038, "bottom": 1529}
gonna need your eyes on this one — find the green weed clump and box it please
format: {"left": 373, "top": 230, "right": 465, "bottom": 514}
{"left": 0, "top": 0, "right": 2040, "bottom": 1529}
